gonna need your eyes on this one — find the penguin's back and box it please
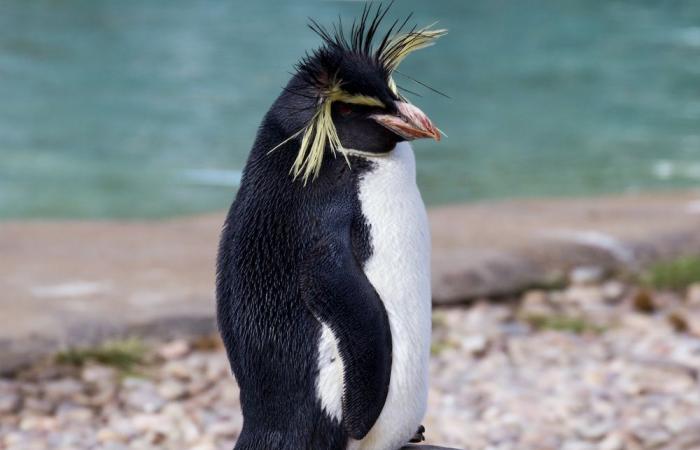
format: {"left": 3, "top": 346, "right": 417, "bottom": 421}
{"left": 217, "top": 142, "right": 374, "bottom": 450}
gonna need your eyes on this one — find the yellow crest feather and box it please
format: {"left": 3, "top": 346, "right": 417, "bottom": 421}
{"left": 380, "top": 26, "right": 447, "bottom": 73}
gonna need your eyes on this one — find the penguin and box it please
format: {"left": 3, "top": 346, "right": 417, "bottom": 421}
{"left": 216, "top": 5, "right": 445, "bottom": 450}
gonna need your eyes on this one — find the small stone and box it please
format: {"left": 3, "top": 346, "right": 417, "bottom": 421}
{"left": 520, "top": 290, "right": 553, "bottom": 316}
{"left": 121, "top": 379, "right": 164, "bottom": 413}
{"left": 564, "top": 286, "right": 604, "bottom": 305}
{"left": 601, "top": 281, "right": 625, "bottom": 303}
{"left": 19, "top": 414, "right": 57, "bottom": 432}
{"left": 632, "top": 426, "right": 671, "bottom": 447}
{"left": 23, "top": 397, "right": 55, "bottom": 415}
{"left": 123, "top": 390, "right": 165, "bottom": 414}
{"left": 55, "top": 404, "right": 94, "bottom": 423}
{"left": 82, "top": 365, "right": 117, "bottom": 384}
{"left": 687, "top": 283, "right": 700, "bottom": 306}
{"left": 105, "top": 417, "right": 138, "bottom": 440}
{"left": 575, "top": 417, "right": 612, "bottom": 440}
{"left": 189, "top": 441, "right": 217, "bottom": 450}
{"left": 100, "top": 443, "right": 129, "bottom": 450}
{"left": 562, "top": 440, "right": 595, "bottom": 450}
{"left": 667, "top": 311, "right": 689, "bottom": 333}
{"left": 43, "top": 378, "right": 83, "bottom": 401}
{"left": 163, "top": 361, "right": 192, "bottom": 380}
{"left": 157, "top": 379, "right": 188, "bottom": 401}
{"left": 632, "top": 290, "right": 656, "bottom": 313}
{"left": 96, "top": 428, "right": 123, "bottom": 443}
{"left": 158, "top": 340, "right": 190, "bottom": 360}
{"left": 132, "top": 413, "right": 172, "bottom": 435}
{"left": 206, "top": 420, "right": 240, "bottom": 438}
{"left": 179, "top": 418, "right": 201, "bottom": 442}
{"left": 0, "top": 391, "right": 22, "bottom": 414}
{"left": 599, "top": 432, "right": 624, "bottom": 450}
{"left": 569, "top": 266, "right": 605, "bottom": 286}
{"left": 460, "top": 334, "right": 489, "bottom": 356}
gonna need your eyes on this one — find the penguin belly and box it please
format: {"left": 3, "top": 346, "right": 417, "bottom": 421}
{"left": 347, "top": 142, "right": 432, "bottom": 450}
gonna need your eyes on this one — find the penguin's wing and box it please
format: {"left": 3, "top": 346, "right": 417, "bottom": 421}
{"left": 301, "top": 234, "right": 391, "bottom": 440}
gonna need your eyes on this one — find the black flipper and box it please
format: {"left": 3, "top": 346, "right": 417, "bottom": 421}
{"left": 301, "top": 233, "right": 392, "bottom": 440}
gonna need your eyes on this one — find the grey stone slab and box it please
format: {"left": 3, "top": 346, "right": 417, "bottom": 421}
{"left": 1, "top": 191, "right": 699, "bottom": 371}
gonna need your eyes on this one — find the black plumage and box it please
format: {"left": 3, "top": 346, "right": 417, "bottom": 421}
{"left": 216, "top": 4, "right": 444, "bottom": 449}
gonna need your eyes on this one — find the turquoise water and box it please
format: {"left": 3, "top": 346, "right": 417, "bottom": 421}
{"left": 1, "top": 0, "right": 700, "bottom": 219}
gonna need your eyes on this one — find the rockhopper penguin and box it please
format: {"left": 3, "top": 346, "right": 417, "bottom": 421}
{"left": 216, "top": 5, "right": 445, "bottom": 450}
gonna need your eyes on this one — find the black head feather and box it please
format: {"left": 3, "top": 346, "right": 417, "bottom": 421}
{"left": 268, "top": 2, "right": 446, "bottom": 183}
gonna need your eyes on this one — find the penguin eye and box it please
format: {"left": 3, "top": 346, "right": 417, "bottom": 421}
{"left": 334, "top": 102, "right": 379, "bottom": 118}
{"left": 336, "top": 102, "right": 354, "bottom": 117}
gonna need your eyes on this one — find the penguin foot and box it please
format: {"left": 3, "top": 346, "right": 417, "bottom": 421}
{"left": 409, "top": 424, "right": 426, "bottom": 443}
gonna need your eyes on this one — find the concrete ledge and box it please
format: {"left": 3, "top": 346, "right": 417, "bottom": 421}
{"left": 431, "top": 192, "right": 700, "bottom": 302}
{"left": 1, "top": 191, "right": 699, "bottom": 371}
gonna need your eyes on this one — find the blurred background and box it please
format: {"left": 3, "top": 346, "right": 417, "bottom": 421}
{"left": 2, "top": 1, "right": 700, "bottom": 450}
{"left": 2, "top": 0, "right": 700, "bottom": 218}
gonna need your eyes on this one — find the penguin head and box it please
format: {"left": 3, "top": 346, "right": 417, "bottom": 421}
{"left": 269, "top": 4, "right": 446, "bottom": 183}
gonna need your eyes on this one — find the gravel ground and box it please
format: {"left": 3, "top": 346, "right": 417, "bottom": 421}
{"left": 2, "top": 273, "right": 700, "bottom": 450}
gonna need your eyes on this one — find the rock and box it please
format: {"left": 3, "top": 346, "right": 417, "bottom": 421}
{"left": 561, "top": 440, "right": 596, "bottom": 450}
{"left": 158, "top": 340, "right": 190, "bottom": 360}
{"left": 520, "top": 290, "right": 553, "bottom": 316}
{"left": 96, "top": 428, "right": 123, "bottom": 443}
{"left": 632, "top": 426, "right": 671, "bottom": 447}
{"left": 100, "top": 443, "right": 129, "bottom": 450}
{"left": 574, "top": 416, "right": 612, "bottom": 440}
{"left": 132, "top": 412, "right": 172, "bottom": 435}
{"left": 564, "top": 286, "right": 604, "bottom": 306}
{"left": 123, "top": 390, "right": 165, "bottom": 414}
{"left": 121, "top": 379, "right": 165, "bottom": 414}
{"left": 23, "top": 397, "right": 55, "bottom": 415}
{"left": 162, "top": 361, "right": 192, "bottom": 380}
{"left": 0, "top": 391, "right": 21, "bottom": 414}
{"left": 157, "top": 379, "right": 187, "bottom": 401}
{"left": 82, "top": 365, "right": 117, "bottom": 384}
{"left": 569, "top": 266, "right": 605, "bottom": 286}
{"left": 687, "top": 283, "right": 700, "bottom": 306}
{"left": 460, "top": 334, "right": 488, "bottom": 356}
{"left": 19, "top": 414, "right": 58, "bottom": 432}
{"left": 55, "top": 404, "right": 94, "bottom": 423}
{"left": 599, "top": 433, "right": 624, "bottom": 450}
{"left": 632, "top": 290, "right": 656, "bottom": 313}
{"left": 206, "top": 420, "right": 240, "bottom": 438}
{"left": 189, "top": 440, "right": 217, "bottom": 450}
{"left": 43, "top": 378, "right": 83, "bottom": 401}
{"left": 667, "top": 311, "right": 689, "bottom": 333}
{"left": 601, "top": 281, "right": 625, "bottom": 303}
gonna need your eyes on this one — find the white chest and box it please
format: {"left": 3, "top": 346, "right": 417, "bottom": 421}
{"left": 349, "top": 142, "right": 432, "bottom": 450}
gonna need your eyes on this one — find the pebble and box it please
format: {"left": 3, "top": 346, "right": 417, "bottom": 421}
{"left": 0, "top": 391, "right": 21, "bottom": 414}
{"left": 82, "top": 365, "right": 117, "bottom": 384}
{"left": 157, "top": 379, "right": 187, "bottom": 401}
{"left": 520, "top": 290, "right": 552, "bottom": 316}
{"left": 43, "top": 378, "right": 83, "bottom": 401}
{"left": 460, "top": 334, "right": 489, "bottom": 356}
{"left": 2, "top": 278, "right": 700, "bottom": 450}
{"left": 599, "top": 433, "right": 624, "bottom": 450}
{"left": 687, "top": 283, "right": 700, "bottom": 306}
{"left": 569, "top": 265, "right": 605, "bottom": 286}
{"left": 157, "top": 340, "right": 190, "bottom": 360}
{"left": 601, "top": 281, "right": 625, "bottom": 303}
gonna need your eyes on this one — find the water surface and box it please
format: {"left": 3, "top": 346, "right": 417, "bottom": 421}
{"left": 1, "top": 0, "right": 699, "bottom": 218}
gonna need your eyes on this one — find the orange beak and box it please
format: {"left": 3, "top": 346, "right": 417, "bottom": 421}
{"left": 370, "top": 102, "right": 441, "bottom": 142}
